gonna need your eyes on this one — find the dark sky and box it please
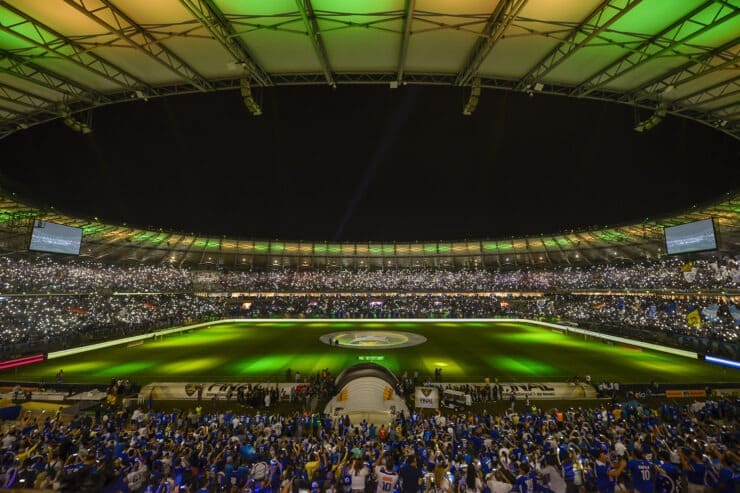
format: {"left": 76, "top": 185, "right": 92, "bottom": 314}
{"left": 0, "top": 85, "right": 737, "bottom": 242}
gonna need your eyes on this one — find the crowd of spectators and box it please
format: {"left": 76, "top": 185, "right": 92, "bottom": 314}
{"left": 0, "top": 292, "right": 737, "bottom": 358}
{"left": 0, "top": 256, "right": 737, "bottom": 294}
{"left": 0, "top": 394, "right": 737, "bottom": 492}
{"left": 525, "top": 295, "right": 739, "bottom": 343}
{"left": 0, "top": 258, "right": 190, "bottom": 294}
{"left": 195, "top": 256, "right": 739, "bottom": 292}
{"left": 0, "top": 294, "right": 225, "bottom": 353}
{"left": 0, "top": 255, "right": 737, "bottom": 357}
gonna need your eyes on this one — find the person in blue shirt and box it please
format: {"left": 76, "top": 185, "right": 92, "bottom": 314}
{"left": 511, "top": 463, "right": 532, "bottom": 493}
{"left": 712, "top": 448, "right": 737, "bottom": 493}
{"left": 594, "top": 451, "right": 626, "bottom": 493}
{"left": 679, "top": 449, "right": 706, "bottom": 493}
{"left": 626, "top": 449, "right": 654, "bottom": 493}
{"left": 654, "top": 451, "right": 680, "bottom": 493}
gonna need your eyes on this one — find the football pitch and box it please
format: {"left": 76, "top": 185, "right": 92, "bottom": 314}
{"left": 2, "top": 320, "right": 738, "bottom": 385}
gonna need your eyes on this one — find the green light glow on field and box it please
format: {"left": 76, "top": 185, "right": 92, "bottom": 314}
{"left": 2, "top": 321, "right": 737, "bottom": 384}
{"left": 492, "top": 357, "right": 558, "bottom": 376}
{"left": 421, "top": 357, "right": 463, "bottom": 377}
{"left": 55, "top": 361, "right": 108, "bottom": 373}
{"left": 232, "top": 355, "right": 294, "bottom": 374}
{"left": 98, "top": 361, "right": 158, "bottom": 377}
{"left": 159, "top": 358, "right": 224, "bottom": 374}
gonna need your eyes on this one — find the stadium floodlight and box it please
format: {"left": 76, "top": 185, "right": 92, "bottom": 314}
{"left": 462, "top": 78, "right": 481, "bottom": 116}
{"left": 57, "top": 104, "right": 92, "bottom": 135}
{"left": 240, "top": 78, "right": 262, "bottom": 116}
{"left": 634, "top": 101, "right": 667, "bottom": 133}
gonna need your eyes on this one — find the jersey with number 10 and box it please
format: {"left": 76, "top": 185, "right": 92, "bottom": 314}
{"left": 376, "top": 468, "right": 399, "bottom": 493}
{"left": 627, "top": 459, "right": 654, "bottom": 493}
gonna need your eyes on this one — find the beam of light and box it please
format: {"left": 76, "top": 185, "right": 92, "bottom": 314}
{"left": 0, "top": 354, "right": 44, "bottom": 370}
{"left": 333, "top": 89, "right": 418, "bottom": 240}
{"left": 705, "top": 356, "right": 740, "bottom": 369}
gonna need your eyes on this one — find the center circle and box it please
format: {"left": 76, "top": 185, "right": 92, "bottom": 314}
{"left": 320, "top": 330, "right": 427, "bottom": 349}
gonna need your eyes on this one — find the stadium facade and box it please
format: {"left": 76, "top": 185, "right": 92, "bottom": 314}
{"left": 0, "top": 188, "right": 737, "bottom": 268}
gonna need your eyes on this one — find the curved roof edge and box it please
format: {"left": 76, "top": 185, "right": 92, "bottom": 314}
{"left": 0, "top": 0, "right": 738, "bottom": 141}
{"left": 0, "top": 75, "right": 738, "bottom": 143}
{"left": 0, "top": 188, "right": 736, "bottom": 268}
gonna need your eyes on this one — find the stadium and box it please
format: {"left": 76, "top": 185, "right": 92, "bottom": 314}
{"left": 0, "top": 1, "right": 739, "bottom": 492}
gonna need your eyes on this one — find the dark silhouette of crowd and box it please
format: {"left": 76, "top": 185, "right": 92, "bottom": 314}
{"left": 0, "top": 394, "right": 737, "bottom": 492}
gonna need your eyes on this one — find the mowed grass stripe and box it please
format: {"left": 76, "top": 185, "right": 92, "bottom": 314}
{"left": 1, "top": 321, "right": 737, "bottom": 384}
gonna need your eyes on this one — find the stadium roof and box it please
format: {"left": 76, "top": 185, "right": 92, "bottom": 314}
{"left": 0, "top": 188, "right": 737, "bottom": 268}
{"left": 0, "top": 0, "right": 739, "bottom": 140}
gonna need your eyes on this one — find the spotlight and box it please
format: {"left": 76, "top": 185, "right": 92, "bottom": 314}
{"left": 463, "top": 78, "right": 481, "bottom": 116}
{"left": 58, "top": 104, "right": 92, "bottom": 134}
{"left": 634, "top": 102, "right": 667, "bottom": 133}
{"left": 240, "top": 78, "right": 262, "bottom": 116}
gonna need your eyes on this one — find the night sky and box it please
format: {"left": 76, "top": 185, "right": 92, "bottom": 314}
{"left": 0, "top": 85, "right": 737, "bottom": 242}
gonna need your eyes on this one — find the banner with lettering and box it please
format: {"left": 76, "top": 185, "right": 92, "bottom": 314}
{"left": 414, "top": 387, "right": 439, "bottom": 408}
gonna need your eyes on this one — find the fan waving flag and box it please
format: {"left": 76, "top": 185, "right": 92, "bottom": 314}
{"left": 701, "top": 304, "right": 719, "bottom": 323}
{"left": 686, "top": 310, "right": 701, "bottom": 328}
{"left": 728, "top": 304, "right": 740, "bottom": 326}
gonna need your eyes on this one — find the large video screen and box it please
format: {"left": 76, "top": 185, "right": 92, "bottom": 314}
{"left": 29, "top": 220, "right": 83, "bottom": 255}
{"left": 664, "top": 218, "right": 717, "bottom": 255}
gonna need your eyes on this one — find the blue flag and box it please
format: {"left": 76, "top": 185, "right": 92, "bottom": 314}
{"left": 701, "top": 304, "right": 719, "bottom": 322}
{"left": 665, "top": 301, "right": 677, "bottom": 316}
{"left": 648, "top": 305, "right": 657, "bottom": 318}
{"left": 728, "top": 303, "right": 740, "bottom": 326}
{"left": 702, "top": 304, "right": 719, "bottom": 321}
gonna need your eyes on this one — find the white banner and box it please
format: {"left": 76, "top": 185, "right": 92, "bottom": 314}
{"left": 498, "top": 382, "right": 596, "bottom": 399}
{"left": 138, "top": 382, "right": 311, "bottom": 401}
{"left": 423, "top": 382, "right": 597, "bottom": 400}
{"left": 414, "top": 387, "right": 439, "bottom": 408}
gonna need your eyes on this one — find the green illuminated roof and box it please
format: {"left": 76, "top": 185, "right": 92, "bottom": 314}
{"left": 0, "top": 0, "right": 737, "bottom": 139}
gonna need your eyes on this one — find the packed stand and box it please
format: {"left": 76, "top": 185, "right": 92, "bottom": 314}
{"left": 1, "top": 293, "right": 738, "bottom": 358}
{"left": 0, "top": 394, "right": 737, "bottom": 492}
{"left": 0, "top": 294, "right": 225, "bottom": 355}
{"left": 0, "top": 256, "right": 737, "bottom": 295}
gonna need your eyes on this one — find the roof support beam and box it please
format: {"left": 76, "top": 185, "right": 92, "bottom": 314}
{"left": 0, "top": 1, "right": 148, "bottom": 92}
{"left": 624, "top": 38, "right": 740, "bottom": 103}
{"left": 517, "top": 0, "right": 644, "bottom": 91}
{"left": 396, "top": 0, "right": 415, "bottom": 85}
{"left": 63, "top": 0, "right": 212, "bottom": 92}
{"left": 295, "top": 0, "right": 335, "bottom": 86}
{"left": 571, "top": 0, "right": 740, "bottom": 98}
{"left": 178, "top": 0, "right": 272, "bottom": 87}
{"left": 0, "top": 82, "right": 57, "bottom": 115}
{"left": 703, "top": 100, "right": 739, "bottom": 115}
{"left": 671, "top": 75, "right": 740, "bottom": 112}
{"left": 456, "top": 0, "right": 529, "bottom": 87}
{"left": 0, "top": 50, "right": 107, "bottom": 104}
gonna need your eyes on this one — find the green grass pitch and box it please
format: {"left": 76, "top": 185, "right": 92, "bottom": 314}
{"left": 3, "top": 321, "right": 738, "bottom": 385}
